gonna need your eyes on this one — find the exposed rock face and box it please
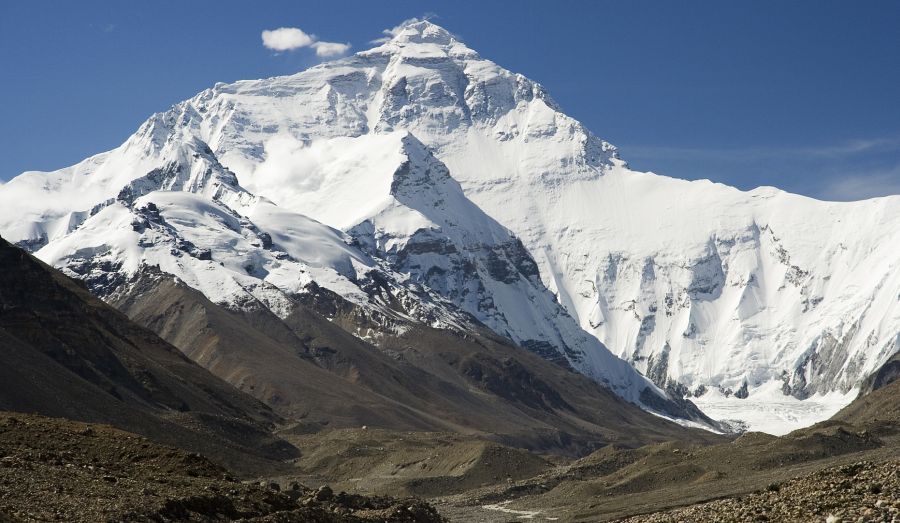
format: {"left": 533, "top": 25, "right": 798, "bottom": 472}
{"left": 107, "top": 267, "right": 722, "bottom": 455}
{"left": 833, "top": 349, "right": 900, "bottom": 427}
{"left": 861, "top": 347, "right": 900, "bottom": 394}
{"left": 0, "top": 238, "right": 294, "bottom": 475}
{"left": 342, "top": 135, "right": 659, "bottom": 407}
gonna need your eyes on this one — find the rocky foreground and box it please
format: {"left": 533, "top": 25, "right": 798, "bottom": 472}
{"left": 621, "top": 460, "right": 900, "bottom": 523}
{"left": 0, "top": 413, "right": 444, "bottom": 522}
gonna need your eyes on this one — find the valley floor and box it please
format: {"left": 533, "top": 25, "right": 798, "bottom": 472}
{"left": 618, "top": 459, "right": 900, "bottom": 523}
{"left": 2, "top": 408, "right": 899, "bottom": 522}
{"left": 0, "top": 413, "right": 443, "bottom": 523}
{"left": 269, "top": 416, "right": 900, "bottom": 522}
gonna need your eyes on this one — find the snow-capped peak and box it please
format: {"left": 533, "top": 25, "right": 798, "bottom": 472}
{"left": 384, "top": 19, "right": 457, "bottom": 46}
{"left": 3, "top": 20, "right": 897, "bottom": 433}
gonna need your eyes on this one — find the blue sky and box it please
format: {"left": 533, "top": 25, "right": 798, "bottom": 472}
{"left": 1, "top": 1, "right": 898, "bottom": 200}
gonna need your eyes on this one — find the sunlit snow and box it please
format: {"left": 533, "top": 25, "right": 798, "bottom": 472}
{"left": 1, "top": 20, "right": 897, "bottom": 433}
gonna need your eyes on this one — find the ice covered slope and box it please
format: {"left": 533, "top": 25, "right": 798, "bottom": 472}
{"left": 2, "top": 19, "right": 897, "bottom": 431}
{"left": 27, "top": 140, "right": 477, "bottom": 340}
{"left": 1, "top": 125, "right": 684, "bottom": 417}
{"left": 528, "top": 171, "right": 900, "bottom": 433}
{"left": 255, "top": 130, "right": 659, "bottom": 403}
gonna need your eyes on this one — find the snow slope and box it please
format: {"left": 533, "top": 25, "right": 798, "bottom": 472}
{"left": 21, "top": 127, "right": 676, "bottom": 413}
{"left": 2, "top": 20, "right": 897, "bottom": 432}
{"left": 22, "top": 135, "right": 478, "bottom": 340}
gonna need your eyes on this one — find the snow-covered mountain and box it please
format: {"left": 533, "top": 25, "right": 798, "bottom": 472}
{"left": 2, "top": 20, "right": 897, "bottom": 433}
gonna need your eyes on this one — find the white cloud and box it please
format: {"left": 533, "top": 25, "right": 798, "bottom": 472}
{"left": 261, "top": 27, "right": 315, "bottom": 51}
{"left": 311, "top": 41, "right": 351, "bottom": 57}
{"left": 261, "top": 27, "right": 351, "bottom": 58}
{"left": 254, "top": 135, "right": 325, "bottom": 193}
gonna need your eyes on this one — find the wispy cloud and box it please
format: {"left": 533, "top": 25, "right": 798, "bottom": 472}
{"left": 88, "top": 22, "right": 117, "bottom": 34}
{"left": 621, "top": 137, "right": 900, "bottom": 201}
{"left": 817, "top": 164, "right": 900, "bottom": 201}
{"left": 623, "top": 137, "right": 900, "bottom": 164}
{"left": 261, "top": 26, "right": 351, "bottom": 57}
{"left": 371, "top": 14, "right": 439, "bottom": 44}
{"left": 311, "top": 41, "right": 351, "bottom": 57}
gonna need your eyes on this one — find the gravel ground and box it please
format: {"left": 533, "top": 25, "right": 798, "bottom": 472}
{"left": 0, "top": 413, "right": 445, "bottom": 522}
{"left": 620, "top": 460, "right": 900, "bottom": 523}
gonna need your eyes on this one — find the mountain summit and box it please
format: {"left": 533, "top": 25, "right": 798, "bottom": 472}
{"left": 2, "top": 20, "right": 898, "bottom": 433}
{"left": 384, "top": 19, "right": 456, "bottom": 45}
